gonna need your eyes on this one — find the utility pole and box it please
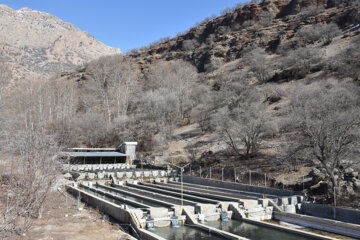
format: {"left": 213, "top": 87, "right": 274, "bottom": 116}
{"left": 265, "top": 173, "right": 267, "bottom": 187}
{"left": 334, "top": 187, "right": 336, "bottom": 220}
{"left": 234, "top": 168, "right": 236, "bottom": 182}
{"left": 141, "top": 160, "right": 144, "bottom": 182}
{"left": 172, "top": 163, "right": 190, "bottom": 209}
{"left": 222, "top": 166, "right": 225, "bottom": 182}
{"left": 249, "top": 170, "right": 251, "bottom": 185}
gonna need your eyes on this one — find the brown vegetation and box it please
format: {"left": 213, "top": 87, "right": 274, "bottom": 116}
{"left": 0, "top": 0, "right": 360, "bottom": 237}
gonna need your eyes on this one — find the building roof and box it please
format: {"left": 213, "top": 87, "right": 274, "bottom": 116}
{"left": 66, "top": 148, "right": 116, "bottom": 152}
{"left": 63, "top": 152, "right": 127, "bottom": 158}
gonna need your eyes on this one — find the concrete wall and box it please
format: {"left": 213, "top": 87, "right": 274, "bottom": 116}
{"left": 183, "top": 176, "right": 294, "bottom": 197}
{"left": 241, "top": 217, "right": 337, "bottom": 240}
{"left": 300, "top": 203, "right": 360, "bottom": 225}
{"left": 66, "top": 186, "right": 167, "bottom": 240}
{"left": 274, "top": 211, "right": 360, "bottom": 239}
{"left": 66, "top": 185, "right": 140, "bottom": 224}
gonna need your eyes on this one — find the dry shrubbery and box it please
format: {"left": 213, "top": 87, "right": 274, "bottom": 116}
{"left": 330, "top": 37, "right": 360, "bottom": 81}
{"left": 0, "top": 127, "right": 60, "bottom": 238}
{"left": 296, "top": 23, "right": 341, "bottom": 46}
{"left": 281, "top": 80, "right": 360, "bottom": 194}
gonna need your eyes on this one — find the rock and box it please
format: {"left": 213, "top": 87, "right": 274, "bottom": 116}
{"left": 350, "top": 171, "right": 358, "bottom": 178}
{"left": 353, "top": 180, "right": 360, "bottom": 190}
{"left": 266, "top": 94, "right": 281, "bottom": 104}
{"left": 342, "top": 182, "right": 355, "bottom": 195}
{"left": 309, "top": 168, "right": 326, "bottom": 183}
{"left": 309, "top": 181, "right": 328, "bottom": 195}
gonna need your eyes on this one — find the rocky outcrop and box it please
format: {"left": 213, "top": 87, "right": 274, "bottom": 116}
{"left": 0, "top": 5, "right": 121, "bottom": 81}
{"left": 308, "top": 167, "right": 360, "bottom": 196}
{"left": 128, "top": 0, "right": 359, "bottom": 73}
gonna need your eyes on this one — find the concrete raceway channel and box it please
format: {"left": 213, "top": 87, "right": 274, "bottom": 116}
{"left": 67, "top": 180, "right": 359, "bottom": 240}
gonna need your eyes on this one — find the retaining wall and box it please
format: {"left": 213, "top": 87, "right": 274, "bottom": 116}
{"left": 274, "top": 211, "right": 360, "bottom": 239}
{"left": 183, "top": 176, "right": 294, "bottom": 197}
{"left": 300, "top": 203, "right": 360, "bottom": 225}
{"left": 66, "top": 185, "right": 166, "bottom": 240}
{"left": 67, "top": 185, "right": 141, "bottom": 223}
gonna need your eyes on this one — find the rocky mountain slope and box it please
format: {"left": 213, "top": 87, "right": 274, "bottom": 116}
{"left": 129, "top": 0, "right": 359, "bottom": 74}
{"left": 0, "top": 4, "right": 121, "bottom": 81}
{"left": 21, "top": 0, "right": 360, "bottom": 204}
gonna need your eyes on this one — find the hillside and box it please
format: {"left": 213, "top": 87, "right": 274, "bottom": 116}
{"left": 2, "top": 0, "right": 360, "bottom": 206}
{"left": 128, "top": 0, "right": 359, "bottom": 74}
{"left": 0, "top": 4, "right": 121, "bottom": 81}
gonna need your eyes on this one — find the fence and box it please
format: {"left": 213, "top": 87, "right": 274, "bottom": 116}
{"left": 184, "top": 164, "right": 308, "bottom": 192}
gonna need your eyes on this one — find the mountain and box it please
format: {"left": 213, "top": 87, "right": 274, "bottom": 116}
{"left": 54, "top": 0, "right": 360, "bottom": 158}
{"left": 0, "top": 4, "right": 121, "bottom": 81}
{"left": 6, "top": 0, "right": 359, "bottom": 201}
{"left": 128, "top": 0, "right": 359, "bottom": 74}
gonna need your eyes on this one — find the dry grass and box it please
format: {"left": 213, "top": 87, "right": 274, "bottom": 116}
{"left": 20, "top": 190, "right": 134, "bottom": 240}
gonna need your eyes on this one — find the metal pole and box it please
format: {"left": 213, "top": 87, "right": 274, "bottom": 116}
{"left": 265, "top": 173, "right": 267, "bottom": 187}
{"left": 222, "top": 167, "right": 224, "bottom": 182}
{"left": 171, "top": 163, "right": 189, "bottom": 209}
{"left": 333, "top": 187, "right": 336, "bottom": 220}
{"left": 141, "top": 161, "right": 144, "bottom": 182}
{"left": 234, "top": 168, "right": 236, "bottom": 182}
{"left": 302, "top": 175, "right": 305, "bottom": 191}
{"left": 249, "top": 170, "right": 251, "bottom": 185}
{"left": 210, "top": 167, "right": 212, "bottom": 179}
{"left": 200, "top": 166, "right": 201, "bottom": 178}
{"left": 283, "top": 175, "right": 285, "bottom": 190}
{"left": 190, "top": 164, "right": 192, "bottom": 176}
{"left": 181, "top": 167, "right": 184, "bottom": 208}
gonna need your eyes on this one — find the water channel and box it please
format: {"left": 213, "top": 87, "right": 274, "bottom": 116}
{"left": 205, "top": 219, "right": 317, "bottom": 240}
{"left": 151, "top": 225, "right": 226, "bottom": 240}
{"left": 80, "top": 186, "right": 135, "bottom": 209}
{"left": 94, "top": 185, "right": 165, "bottom": 207}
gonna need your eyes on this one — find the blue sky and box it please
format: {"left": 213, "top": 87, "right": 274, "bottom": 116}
{"left": 1, "top": 0, "right": 245, "bottom": 52}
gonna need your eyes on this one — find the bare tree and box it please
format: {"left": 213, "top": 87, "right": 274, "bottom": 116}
{"left": 244, "top": 48, "right": 272, "bottom": 83}
{"left": 215, "top": 87, "right": 270, "bottom": 158}
{"left": 110, "top": 58, "right": 138, "bottom": 119}
{"left": 331, "top": 37, "right": 360, "bottom": 81}
{"left": 0, "top": 63, "right": 11, "bottom": 109}
{"left": 88, "top": 57, "right": 115, "bottom": 123}
{"left": 0, "top": 127, "right": 60, "bottom": 238}
{"left": 284, "top": 80, "right": 360, "bottom": 189}
{"left": 296, "top": 23, "right": 341, "bottom": 46}
{"left": 281, "top": 46, "right": 323, "bottom": 79}
{"left": 146, "top": 60, "right": 198, "bottom": 120}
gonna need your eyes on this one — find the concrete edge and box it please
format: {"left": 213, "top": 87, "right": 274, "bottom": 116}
{"left": 274, "top": 211, "right": 360, "bottom": 239}
{"left": 268, "top": 199, "right": 282, "bottom": 212}
{"left": 182, "top": 208, "right": 247, "bottom": 240}
{"left": 113, "top": 183, "right": 199, "bottom": 207}
{"left": 67, "top": 185, "right": 156, "bottom": 238}
{"left": 181, "top": 176, "right": 294, "bottom": 196}
{"left": 98, "top": 183, "right": 175, "bottom": 208}
{"left": 144, "top": 182, "right": 241, "bottom": 202}
{"left": 83, "top": 184, "right": 152, "bottom": 209}
{"left": 137, "top": 228, "right": 167, "bottom": 240}
{"left": 240, "top": 218, "right": 338, "bottom": 240}
{"left": 168, "top": 180, "right": 273, "bottom": 199}
{"left": 128, "top": 182, "right": 220, "bottom": 204}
